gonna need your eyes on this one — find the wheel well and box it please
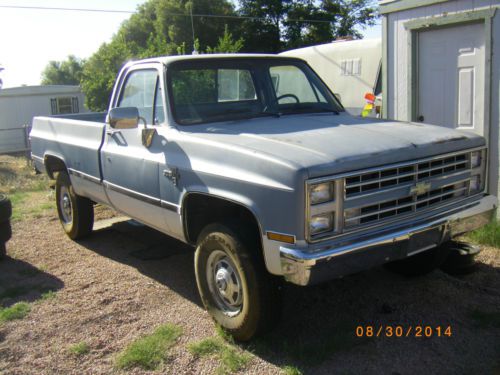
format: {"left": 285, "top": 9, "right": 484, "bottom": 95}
{"left": 183, "top": 193, "right": 262, "bottom": 247}
{"left": 44, "top": 156, "right": 67, "bottom": 179}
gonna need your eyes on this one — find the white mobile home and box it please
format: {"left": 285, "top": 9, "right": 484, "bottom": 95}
{"left": 380, "top": 0, "right": 500, "bottom": 202}
{"left": 281, "top": 39, "right": 382, "bottom": 116}
{"left": 0, "top": 85, "right": 87, "bottom": 154}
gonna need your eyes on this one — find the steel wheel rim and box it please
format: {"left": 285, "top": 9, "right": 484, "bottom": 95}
{"left": 206, "top": 250, "right": 243, "bottom": 316}
{"left": 59, "top": 186, "right": 73, "bottom": 224}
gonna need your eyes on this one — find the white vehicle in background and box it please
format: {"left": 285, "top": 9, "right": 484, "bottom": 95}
{"left": 281, "top": 38, "right": 382, "bottom": 117}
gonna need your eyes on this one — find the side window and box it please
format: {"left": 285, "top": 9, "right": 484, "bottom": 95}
{"left": 118, "top": 69, "right": 159, "bottom": 125}
{"left": 269, "top": 65, "right": 327, "bottom": 104}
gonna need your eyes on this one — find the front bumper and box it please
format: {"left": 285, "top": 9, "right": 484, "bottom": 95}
{"left": 280, "top": 195, "right": 497, "bottom": 286}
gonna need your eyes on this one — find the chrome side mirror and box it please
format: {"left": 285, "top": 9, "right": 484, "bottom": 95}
{"left": 108, "top": 107, "right": 140, "bottom": 129}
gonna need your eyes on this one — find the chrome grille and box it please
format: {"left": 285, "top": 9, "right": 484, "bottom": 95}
{"left": 342, "top": 149, "right": 484, "bottom": 231}
{"left": 345, "top": 153, "right": 468, "bottom": 197}
{"left": 345, "top": 181, "right": 468, "bottom": 227}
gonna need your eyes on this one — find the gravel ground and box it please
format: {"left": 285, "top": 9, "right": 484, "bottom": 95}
{"left": 0, "top": 156, "right": 499, "bottom": 374}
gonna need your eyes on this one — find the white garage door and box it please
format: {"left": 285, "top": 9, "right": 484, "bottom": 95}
{"left": 417, "top": 22, "right": 485, "bottom": 136}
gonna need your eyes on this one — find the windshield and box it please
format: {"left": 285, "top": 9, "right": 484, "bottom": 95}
{"left": 168, "top": 59, "right": 343, "bottom": 125}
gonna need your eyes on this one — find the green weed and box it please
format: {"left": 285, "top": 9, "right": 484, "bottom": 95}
{"left": 68, "top": 341, "right": 90, "bottom": 356}
{"left": 467, "top": 220, "right": 500, "bottom": 248}
{"left": 115, "top": 323, "right": 182, "bottom": 370}
{"left": 0, "top": 302, "right": 30, "bottom": 322}
{"left": 189, "top": 336, "right": 251, "bottom": 375}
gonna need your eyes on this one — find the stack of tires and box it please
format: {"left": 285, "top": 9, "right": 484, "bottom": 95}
{"left": 0, "top": 194, "right": 12, "bottom": 260}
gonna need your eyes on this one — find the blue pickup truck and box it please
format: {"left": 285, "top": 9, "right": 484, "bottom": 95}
{"left": 30, "top": 54, "right": 496, "bottom": 340}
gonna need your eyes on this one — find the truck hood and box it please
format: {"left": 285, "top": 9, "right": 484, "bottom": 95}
{"left": 184, "top": 113, "right": 485, "bottom": 178}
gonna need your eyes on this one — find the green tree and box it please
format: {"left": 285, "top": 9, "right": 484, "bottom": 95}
{"left": 321, "top": 0, "right": 378, "bottom": 39}
{"left": 206, "top": 25, "right": 244, "bottom": 53}
{"left": 237, "top": 0, "right": 378, "bottom": 52}
{"left": 81, "top": 0, "right": 238, "bottom": 111}
{"left": 237, "top": 0, "right": 292, "bottom": 52}
{"left": 41, "top": 55, "right": 84, "bottom": 85}
{"left": 81, "top": 39, "right": 132, "bottom": 111}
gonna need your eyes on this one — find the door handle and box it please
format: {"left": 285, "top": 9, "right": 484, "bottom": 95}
{"left": 163, "top": 167, "right": 179, "bottom": 186}
{"left": 106, "top": 128, "right": 120, "bottom": 136}
{"left": 418, "top": 115, "right": 424, "bottom": 122}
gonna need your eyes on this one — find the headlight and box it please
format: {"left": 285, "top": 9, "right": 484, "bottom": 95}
{"left": 309, "top": 213, "right": 333, "bottom": 235}
{"left": 310, "top": 182, "right": 334, "bottom": 205}
{"left": 471, "top": 151, "right": 482, "bottom": 168}
{"left": 470, "top": 175, "right": 481, "bottom": 192}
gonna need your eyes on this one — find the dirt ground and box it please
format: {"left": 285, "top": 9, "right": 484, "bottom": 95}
{"left": 0, "top": 157, "right": 499, "bottom": 374}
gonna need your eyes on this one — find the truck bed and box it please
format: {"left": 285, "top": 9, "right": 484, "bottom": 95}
{"left": 47, "top": 112, "right": 107, "bottom": 123}
{"left": 30, "top": 113, "right": 108, "bottom": 204}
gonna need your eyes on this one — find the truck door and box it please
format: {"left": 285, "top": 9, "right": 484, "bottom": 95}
{"left": 101, "top": 65, "right": 169, "bottom": 233}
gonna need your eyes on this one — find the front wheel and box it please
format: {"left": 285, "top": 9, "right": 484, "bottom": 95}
{"left": 194, "top": 223, "right": 281, "bottom": 341}
{"left": 55, "top": 172, "right": 94, "bottom": 240}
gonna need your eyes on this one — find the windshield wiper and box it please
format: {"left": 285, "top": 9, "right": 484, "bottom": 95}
{"left": 284, "top": 105, "right": 340, "bottom": 115}
{"left": 258, "top": 110, "right": 281, "bottom": 118}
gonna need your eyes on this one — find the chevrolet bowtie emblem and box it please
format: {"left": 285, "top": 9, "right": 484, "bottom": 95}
{"left": 410, "top": 182, "right": 432, "bottom": 195}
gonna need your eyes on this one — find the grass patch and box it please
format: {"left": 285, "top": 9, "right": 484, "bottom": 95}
{"left": 188, "top": 336, "right": 225, "bottom": 356}
{"left": 470, "top": 309, "right": 500, "bottom": 328}
{"left": 0, "top": 286, "right": 28, "bottom": 300}
{"left": 282, "top": 365, "right": 303, "bottom": 375}
{"left": 115, "top": 323, "right": 182, "bottom": 370}
{"left": 0, "top": 156, "right": 50, "bottom": 195}
{"left": 188, "top": 336, "right": 251, "bottom": 375}
{"left": 0, "top": 302, "right": 30, "bottom": 322}
{"left": 68, "top": 341, "right": 90, "bottom": 356}
{"left": 9, "top": 191, "right": 54, "bottom": 222}
{"left": 40, "top": 290, "right": 57, "bottom": 301}
{"left": 215, "top": 324, "right": 235, "bottom": 344}
{"left": 467, "top": 220, "right": 500, "bottom": 248}
{"left": 0, "top": 156, "right": 54, "bottom": 221}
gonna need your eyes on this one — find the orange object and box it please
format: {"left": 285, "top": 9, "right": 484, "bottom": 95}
{"left": 364, "top": 92, "right": 376, "bottom": 103}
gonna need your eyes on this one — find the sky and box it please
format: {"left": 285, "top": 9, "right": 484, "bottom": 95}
{"left": 0, "top": 0, "right": 381, "bottom": 88}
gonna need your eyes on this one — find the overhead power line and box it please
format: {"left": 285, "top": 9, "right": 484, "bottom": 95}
{"left": 0, "top": 4, "right": 336, "bottom": 24}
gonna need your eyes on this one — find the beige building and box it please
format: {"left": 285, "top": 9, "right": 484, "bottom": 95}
{"left": 0, "top": 85, "right": 87, "bottom": 154}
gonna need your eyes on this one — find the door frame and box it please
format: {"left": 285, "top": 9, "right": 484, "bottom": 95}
{"left": 403, "top": 8, "right": 496, "bottom": 129}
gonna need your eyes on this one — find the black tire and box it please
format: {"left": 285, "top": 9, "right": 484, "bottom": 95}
{"left": 0, "top": 220, "right": 12, "bottom": 243}
{"left": 385, "top": 243, "right": 452, "bottom": 277}
{"left": 0, "top": 194, "right": 12, "bottom": 223}
{"left": 0, "top": 242, "right": 5, "bottom": 260}
{"left": 194, "top": 223, "right": 281, "bottom": 341}
{"left": 55, "top": 172, "right": 94, "bottom": 240}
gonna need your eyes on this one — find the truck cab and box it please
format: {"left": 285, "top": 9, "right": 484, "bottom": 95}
{"left": 30, "top": 54, "right": 496, "bottom": 340}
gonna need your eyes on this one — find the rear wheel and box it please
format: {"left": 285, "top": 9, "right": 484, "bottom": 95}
{"left": 55, "top": 172, "right": 94, "bottom": 240}
{"left": 194, "top": 223, "right": 281, "bottom": 341}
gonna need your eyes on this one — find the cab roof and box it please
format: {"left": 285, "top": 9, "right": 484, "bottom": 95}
{"left": 124, "top": 53, "right": 305, "bottom": 68}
